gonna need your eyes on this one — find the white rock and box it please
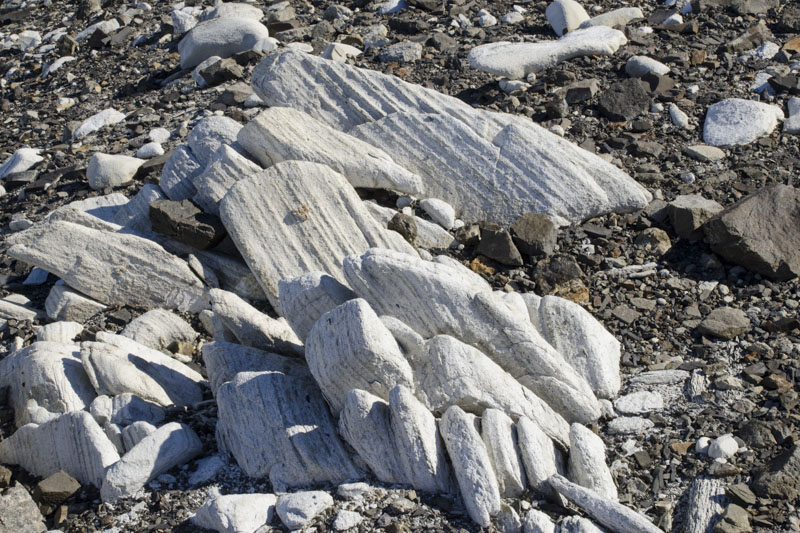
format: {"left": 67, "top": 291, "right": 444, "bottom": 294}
{"left": 524, "top": 294, "right": 621, "bottom": 399}
{"left": 76, "top": 19, "right": 120, "bottom": 41}
{"left": 43, "top": 56, "right": 75, "bottom": 77}
{"left": 18, "top": 30, "right": 42, "bottom": 51}
{"left": 783, "top": 97, "right": 800, "bottom": 135}
{"left": 111, "top": 184, "right": 166, "bottom": 232}
{"left": 419, "top": 198, "right": 456, "bottom": 230}
{"left": 663, "top": 13, "right": 683, "bottom": 24}
{"left": 628, "top": 370, "right": 690, "bottom": 386}
{"left": 202, "top": 2, "right": 263, "bottom": 21}
{"left": 670, "top": 104, "right": 691, "bottom": 129}
{"left": 478, "top": 10, "right": 498, "bottom": 27}
{"left": 135, "top": 142, "right": 164, "bottom": 159}
{"left": 86, "top": 153, "right": 144, "bottom": 190}
{"left": 440, "top": 406, "right": 501, "bottom": 527}
{"left": 178, "top": 17, "right": 271, "bottom": 69}
{"left": 237, "top": 107, "right": 423, "bottom": 196}
{"left": 161, "top": 145, "right": 202, "bottom": 201}
{"left": 201, "top": 341, "right": 308, "bottom": 395}
{"left": 149, "top": 128, "right": 171, "bottom": 143}
{"left": 522, "top": 509, "right": 557, "bottom": 533}
{"left": 606, "top": 416, "right": 654, "bottom": 435}
{"left": 496, "top": 503, "right": 522, "bottom": 533}
{"left": 219, "top": 161, "right": 417, "bottom": 310}
{"left": 685, "top": 477, "right": 725, "bottom": 533}
{"left": 190, "top": 455, "right": 226, "bottom": 485}
{"left": 35, "top": 321, "right": 82, "bottom": 343}
{"left": 101, "top": 422, "right": 203, "bottom": 501}
{"left": 172, "top": 9, "right": 199, "bottom": 34}
{"left": 8, "top": 220, "right": 207, "bottom": 312}
{"left": 192, "top": 145, "right": 262, "bottom": 215}
{"left": 278, "top": 271, "right": 356, "bottom": 342}
{"left": 0, "top": 293, "right": 42, "bottom": 322}
{"left": 613, "top": 391, "right": 663, "bottom": 415}
{"left": 499, "top": 79, "right": 530, "bottom": 94}
{"left": 72, "top": 108, "right": 126, "bottom": 140}
{"left": 0, "top": 341, "right": 95, "bottom": 427}
{"left": 468, "top": 26, "right": 626, "bottom": 79}
{"left": 121, "top": 421, "right": 158, "bottom": 451}
{"left": 364, "top": 202, "right": 456, "bottom": 250}
{"left": 45, "top": 284, "right": 106, "bottom": 322}
{"left": 322, "top": 42, "right": 362, "bottom": 62}
{"left": 625, "top": 56, "right": 669, "bottom": 78}
{"left": 103, "top": 393, "right": 166, "bottom": 426}
{"left": 188, "top": 115, "right": 243, "bottom": 167}
{"left": 0, "top": 148, "right": 43, "bottom": 179}
{"left": 122, "top": 309, "right": 198, "bottom": 353}
{"left": 579, "top": 8, "right": 643, "bottom": 29}
{"left": 276, "top": 491, "right": 333, "bottom": 530}
{"left": 702, "top": 98, "right": 784, "bottom": 146}
{"left": 695, "top": 437, "right": 711, "bottom": 455}
{"left": 502, "top": 12, "right": 525, "bottom": 24}
{"left": 377, "top": 0, "right": 407, "bottom": 14}
{"left": 568, "top": 424, "right": 617, "bottom": 500}
{"left": 516, "top": 416, "right": 563, "bottom": 497}
{"left": 559, "top": 516, "right": 607, "bottom": 532}
{"left": 707, "top": 434, "right": 738, "bottom": 459}
{"left": 193, "top": 489, "right": 276, "bottom": 533}
{"left": 0, "top": 411, "right": 119, "bottom": 487}
{"left": 545, "top": 0, "right": 590, "bottom": 36}
{"left": 481, "top": 409, "right": 527, "bottom": 497}
{"left": 332, "top": 510, "right": 363, "bottom": 531}
{"left": 215, "top": 371, "right": 361, "bottom": 490}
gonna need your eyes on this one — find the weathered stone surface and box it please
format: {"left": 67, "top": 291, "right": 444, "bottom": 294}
{"left": 178, "top": 17, "right": 271, "bottom": 69}
{"left": 0, "top": 411, "right": 120, "bottom": 487}
{"left": 122, "top": 309, "right": 198, "bottom": 353}
{"left": 220, "top": 161, "right": 416, "bottom": 310}
{"left": 252, "top": 49, "right": 650, "bottom": 226}
{"left": 112, "top": 185, "right": 166, "bottom": 232}
{"left": 34, "top": 470, "right": 81, "bottom": 505}
{"left": 150, "top": 199, "right": 227, "bottom": 250}
{"left": 568, "top": 424, "right": 617, "bottom": 500}
{"left": 8, "top": 220, "right": 207, "bottom": 312}
{"left": 751, "top": 444, "right": 800, "bottom": 500}
{"left": 468, "top": 27, "right": 626, "bottom": 79}
{"left": 209, "top": 289, "right": 303, "bottom": 356}
{"left": 559, "top": 516, "right": 606, "bottom": 532}
{"left": 238, "top": 107, "right": 424, "bottom": 195}
{"left": 476, "top": 223, "right": 523, "bottom": 266}
{"left": 685, "top": 477, "right": 725, "bottom": 533}
{"left": 193, "top": 489, "right": 276, "bottom": 533}
{"left": 510, "top": 213, "right": 558, "bottom": 257}
{"left": 86, "top": 153, "right": 144, "bottom": 190}
{"left": 35, "top": 321, "right": 82, "bottom": 344}
{"left": 278, "top": 271, "right": 356, "bottom": 342}
{"left": 522, "top": 509, "right": 557, "bottom": 533}
{"left": 548, "top": 474, "right": 663, "bottom": 533}
{"left": 545, "top": 0, "right": 589, "bottom": 36}
{"left": 668, "top": 194, "right": 723, "bottom": 240}
{"left": 306, "top": 299, "right": 414, "bottom": 412}
{"left": 365, "top": 202, "right": 456, "bottom": 250}
{"left": 0, "top": 293, "right": 43, "bottom": 322}
{"left": 703, "top": 184, "right": 800, "bottom": 281}
{"left": 683, "top": 145, "right": 726, "bottom": 162}
{"left": 0, "top": 342, "right": 96, "bottom": 427}
{"left": 703, "top": 98, "right": 784, "bottom": 146}
{"left": 389, "top": 385, "right": 452, "bottom": 494}
{"left": 45, "top": 284, "right": 106, "bottom": 322}
{"left": 0, "top": 148, "right": 43, "bottom": 180}
{"left": 597, "top": 78, "right": 650, "bottom": 121}
{"left": 188, "top": 116, "right": 243, "bottom": 168}
{"left": 201, "top": 341, "right": 308, "bottom": 395}
{"left": 276, "top": 490, "right": 333, "bottom": 530}
{"left": 413, "top": 335, "right": 570, "bottom": 447}
{"left": 95, "top": 393, "right": 166, "bottom": 427}
{"left": 524, "top": 294, "right": 621, "bottom": 399}
{"left": 440, "top": 406, "right": 501, "bottom": 527}
{"left": 481, "top": 409, "right": 526, "bottom": 497}
{"left": 191, "top": 145, "right": 262, "bottom": 215}
{"left": 72, "top": 108, "right": 126, "bottom": 140}
{"left": 696, "top": 307, "right": 750, "bottom": 340}
{"left": 101, "top": 422, "right": 202, "bottom": 501}
{"left": 0, "top": 483, "right": 46, "bottom": 533}
{"left": 516, "top": 417, "right": 562, "bottom": 498}
{"left": 161, "top": 146, "right": 202, "bottom": 201}
{"left": 215, "top": 371, "right": 361, "bottom": 490}
{"left": 344, "top": 248, "right": 600, "bottom": 426}
{"left": 625, "top": 56, "right": 669, "bottom": 78}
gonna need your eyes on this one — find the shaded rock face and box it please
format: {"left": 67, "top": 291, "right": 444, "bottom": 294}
{"left": 704, "top": 184, "right": 800, "bottom": 281}
{"left": 751, "top": 445, "right": 800, "bottom": 500}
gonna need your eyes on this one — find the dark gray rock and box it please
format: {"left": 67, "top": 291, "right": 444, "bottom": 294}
{"left": 476, "top": 224, "right": 523, "bottom": 266}
{"left": 726, "top": 21, "right": 772, "bottom": 52}
{"left": 696, "top": 307, "right": 750, "bottom": 340}
{"left": 33, "top": 471, "right": 80, "bottom": 505}
{"left": 597, "top": 79, "right": 650, "bottom": 121}
{"left": 150, "top": 199, "right": 227, "bottom": 250}
{"left": 388, "top": 213, "right": 418, "bottom": 246}
{"left": 751, "top": 445, "right": 800, "bottom": 500}
{"left": 565, "top": 79, "right": 599, "bottom": 104}
{"left": 667, "top": 194, "right": 723, "bottom": 240}
{"left": 703, "top": 184, "right": 800, "bottom": 281}
{"left": 712, "top": 504, "right": 751, "bottom": 533}
{"left": 199, "top": 57, "right": 244, "bottom": 87}
{"left": 510, "top": 213, "right": 557, "bottom": 257}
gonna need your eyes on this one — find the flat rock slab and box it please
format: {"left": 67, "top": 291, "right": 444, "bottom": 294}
{"left": 251, "top": 49, "right": 650, "bottom": 226}
{"left": 702, "top": 98, "right": 784, "bottom": 146}
{"left": 219, "top": 160, "right": 416, "bottom": 310}
{"left": 7, "top": 219, "right": 207, "bottom": 312}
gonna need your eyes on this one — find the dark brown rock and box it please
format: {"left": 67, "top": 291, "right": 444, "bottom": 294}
{"left": 475, "top": 223, "right": 523, "bottom": 266}
{"left": 150, "top": 199, "right": 227, "bottom": 250}
{"left": 33, "top": 471, "right": 80, "bottom": 505}
{"left": 388, "top": 213, "right": 418, "bottom": 245}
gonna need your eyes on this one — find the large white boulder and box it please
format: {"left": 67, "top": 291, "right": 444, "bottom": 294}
{"left": 178, "top": 17, "right": 271, "bottom": 69}
{"left": 86, "top": 153, "right": 144, "bottom": 190}
{"left": 703, "top": 98, "right": 784, "bottom": 146}
{"left": 545, "top": 0, "right": 590, "bottom": 36}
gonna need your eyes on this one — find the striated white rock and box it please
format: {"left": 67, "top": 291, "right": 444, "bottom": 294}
{"left": 0, "top": 148, "right": 43, "bottom": 179}
{"left": 45, "top": 284, "right": 107, "bottom": 322}
{"left": 579, "top": 8, "right": 643, "bottom": 29}
{"left": 0, "top": 341, "right": 96, "bottom": 427}
{"left": 201, "top": 341, "right": 308, "bottom": 395}
{"left": 8, "top": 219, "right": 207, "bottom": 312}
{"left": 568, "top": 424, "right": 617, "bottom": 500}
{"left": 548, "top": 474, "right": 663, "bottom": 533}
{"left": 178, "top": 17, "right": 271, "bottom": 69}
{"left": 219, "top": 161, "right": 416, "bottom": 310}
{"left": 481, "top": 409, "right": 527, "bottom": 497}
{"left": 545, "top": 0, "right": 590, "bottom": 36}
{"left": 703, "top": 98, "right": 784, "bottom": 146}
{"left": 413, "top": 335, "right": 570, "bottom": 447}
{"left": 625, "top": 56, "right": 670, "bottom": 78}
{"left": 101, "top": 422, "right": 203, "bottom": 501}
{"left": 389, "top": 385, "right": 452, "bottom": 494}
{"left": 338, "top": 389, "right": 406, "bottom": 483}
{"left": 72, "top": 108, "right": 126, "bottom": 140}
{"left": 237, "top": 107, "right": 424, "bottom": 195}
{"left": 685, "top": 477, "right": 725, "bottom": 533}
{"left": 365, "top": 202, "right": 456, "bottom": 249}
{"left": 0, "top": 293, "right": 42, "bottom": 321}
{"left": 122, "top": 308, "right": 198, "bottom": 353}
{"left": 468, "top": 26, "right": 627, "bottom": 79}
{"left": 418, "top": 198, "right": 456, "bottom": 230}
{"left": 344, "top": 248, "right": 600, "bottom": 426}
{"left": 523, "top": 294, "right": 621, "bottom": 399}
{"left": 559, "top": 516, "right": 607, "bottom": 532}
{"left": 440, "top": 406, "right": 501, "bottom": 528}
{"left": 516, "top": 417, "right": 563, "bottom": 498}
{"left": 35, "top": 321, "right": 83, "bottom": 343}
{"left": 104, "top": 393, "right": 165, "bottom": 426}
{"left": 0, "top": 411, "right": 120, "bottom": 487}
{"left": 522, "top": 509, "right": 557, "bottom": 533}
{"left": 613, "top": 391, "right": 663, "bottom": 415}
{"left": 278, "top": 271, "right": 356, "bottom": 342}
{"left": 161, "top": 145, "right": 202, "bottom": 201}
{"left": 121, "top": 421, "right": 158, "bottom": 451}
{"left": 276, "top": 491, "right": 334, "bottom": 530}
{"left": 188, "top": 115, "right": 243, "bottom": 168}
{"left": 215, "top": 371, "right": 361, "bottom": 490}
{"left": 306, "top": 299, "right": 414, "bottom": 412}
{"left": 195, "top": 251, "right": 267, "bottom": 303}
{"left": 191, "top": 145, "right": 262, "bottom": 215}
{"left": 112, "top": 184, "right": 166, "bottom": 231}
{"left": 251, "top": 49, "right": 650, "bottom": 225}
{"left": 193, "top": 488, "right": 276, "bottom": 533}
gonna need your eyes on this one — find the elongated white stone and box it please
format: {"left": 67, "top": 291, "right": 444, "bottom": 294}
{"left": 219, "top": 161, "right": 416, "bottom": 310}
{"left": 278, "top": 271, "right": 356, "bottom": 342}
{"left": 45, "top": 284, "right": 106, "bottom": 322}
{"left": 344, "top": 248, "right": 600, "bottom": 425}
{"left": 101, "top": 422, "right": 203, "bottom": 501}
{"left": 548, "top": 474, "right": 663, "bottom": 533}
{"left": 0, "top": 148, "right": 43, "bottom": 179}
{"left": 0, "top": 411, "right": 120, "bottom": 487}
{"left": 516, "top": 417, "right": 563, "bottom": 498}
{"left": 481, "top": 409, "right": 527, "bottom": 497}
{"left": 522, "top": 509, "right": 557, "bottom": 533}
{"left": 72, "top": 108, "right": 126, "bottom": 140}
{"left": 192, "top": 145, "right": 262, "bottom": 215}
{"left": 215, "top": 371, "right": 361, "bottom": 490}
{"left": 238, "top": 107, "right": 424, "bottom": 195}
{"left": 560, "top": 516, "right": 607, "bottom": 532}
{"left": 122, "top": 309, "right": 198, "bottom": 353}
{"left": 568, "top": 423, "right": 617, "bottom": 500}
{"left": 305, "top": 299, "right": 414, "bottom": 412}
{"left": 579, "top": 8, "right": 643, "bottom": 29}
{"left": 7, "top": 219, "right": 207, "bottom": 312}
{"left": 439, "top": 406, "right": 501, "bottom": 528}
{"left": 685, "top": 477, "right": 724, "bottom": 533}
{"left": 178, "top": 17, "right": 271, "bottom": 69}
{"left": 86, "top": 153, "right": 144, "bottom": 190}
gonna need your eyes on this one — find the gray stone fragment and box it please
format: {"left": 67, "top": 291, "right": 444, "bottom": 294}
{"left": 559, "top": 516, "right": 607, "bottom": 532}
{"left": 86, "top": 153, "right": 144, "bottom": 190}
{"left": 365, "top": 202, "right": 456, "bottom": 250}
{"left": 201, "top": 341, "right": 308, "bottom": 395}
{"left": 684, "top": 477, "right": 725, "bottom": 533}
{"left": 191, "top": 145, "right": 262, "bottom": 215}
{"left": 696, "top": 307, "right": 750, "bottom": 340}
{"left": 112, "top": 185, "right": 167, "bottom": 232}
{"left": 667, "top": 194, "right": 723, "bottom": 240}
{"left": 178, "top": 17, "right": 271, "bottom": 69}
{"left": 481, "top": 409, "right": 527, "bottom": 497}
{"left": 0, "top": 483, "right": 46, "bottom": 533}
{"left": 276, "top": 491, "right": 333, "bottom": 530}
{"left": 278, "top": 271, "right": 356, "bottom": 342}
{"left": 161, "top": 146, "right": 202, "bottom": 201}
{"left": 516, "top": 417, "right": 563, "bottom": 498}
{"left": 522, "top": 509, "right": 557, "bottom": 533}
{"left": 568, "top": 424, "right": 617, "bottom": 500}
{"left": 149, "top": 199, "right": 227, "bottom": 250}
{"left": 34, "top": 470, "right": 81, "bottom": 505}
{"left": 45, "top": 284, "right": 106, "bottom": 323}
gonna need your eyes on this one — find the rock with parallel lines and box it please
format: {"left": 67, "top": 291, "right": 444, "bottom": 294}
{"left": 364, "top": 202, "right": 456, "bottom": 250}
{"left": 684, "top": 477, "right": 725, "bottom": 533}
{"left": 238, "top": 107, "right": 424, "bottom": 195}
{"left": 45, "top": 284, "right": 107, "bottom": 322}
{"left": 305, "top": 299, "right": 414, "bottom": 413}
{"left": 112, "top": 184, "right": 167, "bottom": 232}
{"left": 160, "top": 145, "right": 202, "bottom": 201}
{"left": 121, "top": 309, "right": 198, "bottom": 353}
{"left": 251, "top": 49, "right": 649, "bottom": 225}
{"left": 191, "top": 145, "right": 262, "bottom": 215}
{"left": 481, "top": 409, "right": 527, "bottom": 498}
{"left": 568, "top": 423, "right": 617, "bottom": 500}
{"left": 343, "top": 248, "right": 600, "bottom": 426}
{"left": 35, "top": 321, "right": 83, "bottom": 344}
{"left": 7, "top": 219, "right": 207, "bottom": 312}
{"left": 278, "top": 271, "right": 356, "bottom": 342}
{"left": 0, "top": 411, "right": 120, "bottom": 487}
{"left": 517, "top": 416, "right": 564, "bottom": 498}
{"left": 215, "top": 371, "right": 361, "bottom": 490}
{"left": 202, "top": 341, "right": 309, "bottom": 395}
{"left": 219, "top": 161, "right": 416, "bottom": 311}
